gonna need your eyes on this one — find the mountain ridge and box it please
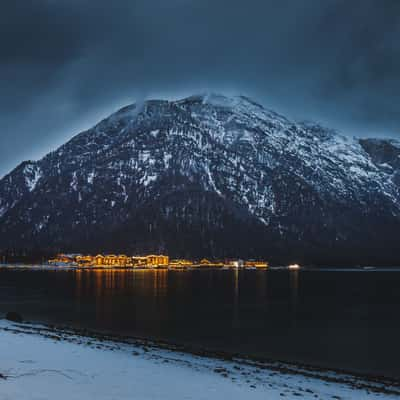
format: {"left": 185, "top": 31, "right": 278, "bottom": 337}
{"left": 1, "top": 93, "right": 400, "bottom": 265}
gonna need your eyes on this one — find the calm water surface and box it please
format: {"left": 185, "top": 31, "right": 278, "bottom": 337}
{"left": 0, "top": 268, "right": 399, "bottom": 378}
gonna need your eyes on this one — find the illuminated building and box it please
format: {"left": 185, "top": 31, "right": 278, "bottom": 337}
{"left": 76, "top": 255, "right": 94, "bottom": 266}
{"left": 244, "top": 261, "right": 269, "bottom": 268}
{"left": 48, "top": 253, "right": 80, "bottom": 266}
{"left": 169, "top": 259, "right": 193, "bottom": 267}
{"left": 145, "top": 255, "right": 169, "bottom": 266}
{"left": 94, "top": 254, "right": 105, "bottom": 265}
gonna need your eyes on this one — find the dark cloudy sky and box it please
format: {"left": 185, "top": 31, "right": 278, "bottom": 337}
{"left": 1, "top": 0, "right": 399, "bottom": 177}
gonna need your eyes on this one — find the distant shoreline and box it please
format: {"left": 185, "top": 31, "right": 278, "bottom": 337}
{"left": 2, "top": 263, "right": 400, "bottom": 272}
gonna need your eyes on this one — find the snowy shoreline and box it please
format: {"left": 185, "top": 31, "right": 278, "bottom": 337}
{"left": 0, "top": 320, "right": 399, "bottom": 399}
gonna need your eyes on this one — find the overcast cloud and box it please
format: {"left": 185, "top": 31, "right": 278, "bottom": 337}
{"left": 1, "top": 0, "right": 399, "bottom": 176}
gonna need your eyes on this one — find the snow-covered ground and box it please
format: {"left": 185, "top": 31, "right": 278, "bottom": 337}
{"left": 0, "top": 320, "right": 398, "bottom": 400}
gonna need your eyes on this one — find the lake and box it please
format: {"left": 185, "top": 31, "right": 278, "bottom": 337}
{"left": 1, "top": 267, "right": 399, "bottom": 378}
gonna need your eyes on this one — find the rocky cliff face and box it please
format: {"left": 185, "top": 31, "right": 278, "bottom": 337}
{"left": 1, "top": 93, "right": 400, "bottom": 264}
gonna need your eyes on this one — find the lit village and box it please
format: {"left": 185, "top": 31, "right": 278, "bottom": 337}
{"left": 48, "top": 253, "right": 273, "bottom": 270}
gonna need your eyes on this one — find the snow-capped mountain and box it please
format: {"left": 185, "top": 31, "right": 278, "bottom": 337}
{"left": 1, "top": 93, "right": 400, "bottom": 264}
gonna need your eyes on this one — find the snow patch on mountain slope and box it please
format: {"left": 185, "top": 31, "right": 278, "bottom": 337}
{"left": 70, "top": 171, "right": 78, "bottom": 191}
{"left": 87, "top": 171, "right": 95, "bottom": 184}
{"left": 23, "top": 163, "right": 42, "bottom": 192}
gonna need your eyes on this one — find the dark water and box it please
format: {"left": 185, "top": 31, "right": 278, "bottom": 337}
{"left": 1, "top": 267, "right": 400, "bottom": 378}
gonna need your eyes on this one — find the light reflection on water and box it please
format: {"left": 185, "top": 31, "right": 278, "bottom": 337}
{"left": 1, "top": 267, "right": 400, "bottom": 378}
{"left": 290, "top": 270, "right": 299, "bottom": 312}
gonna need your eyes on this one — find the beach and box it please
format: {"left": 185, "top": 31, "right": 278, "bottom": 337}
{"left": 0, "top": 320, "right": 398, "bottom": 400}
